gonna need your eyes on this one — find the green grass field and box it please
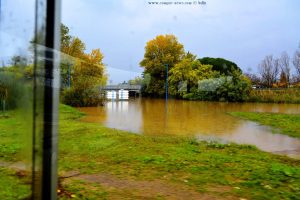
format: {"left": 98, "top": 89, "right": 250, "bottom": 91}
{"left": 0, "top": 105, "right": 300, "bottom": 199}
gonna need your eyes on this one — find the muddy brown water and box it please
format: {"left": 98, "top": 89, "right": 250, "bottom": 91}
{"left": 79, "top": 99, "right": 300, "bottom": 159}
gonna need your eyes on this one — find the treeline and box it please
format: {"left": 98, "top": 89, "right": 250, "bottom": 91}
{"left": 139, "top": 34, "right": 251, "bottom": 102}
{"left": 246, "top": 49, "right": 300, "bottom": 88}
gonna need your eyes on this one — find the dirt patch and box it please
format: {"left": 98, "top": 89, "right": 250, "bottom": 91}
{"left": 206, "top": 185, "right": 232, "bottom": 193}
{"left": 63, "top": 173, "right": 237, "bottom": 200}
{"left": 0, "top": 161, "right": 27, "bottom": 171}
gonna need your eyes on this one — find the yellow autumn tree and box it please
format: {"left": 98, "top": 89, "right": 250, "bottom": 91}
{"left": 74, "top": 49, "right": 107, "bottom": 87}
{"left": 62, "top": 48, "right": 107, "bottom": 107}
{"left": 140, "top": 34, "right": 185, "bottom": 97}
{"left": 60, "top": 24, "right": 107, "bottom": 106}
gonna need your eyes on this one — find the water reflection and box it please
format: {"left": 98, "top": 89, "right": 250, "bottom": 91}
{"left": 79, "top": 99, "right": 300, "bottom": 158}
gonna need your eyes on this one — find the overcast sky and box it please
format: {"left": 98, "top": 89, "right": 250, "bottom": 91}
{"left": 1, "top": 0, "right": 300, "bottom": 83}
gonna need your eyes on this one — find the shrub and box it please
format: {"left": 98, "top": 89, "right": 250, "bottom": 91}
{"left": 62, "top": 86, "right": 104, "bottom": 107}
{"left": 184, "top": 70, "right": 251, "bottom": 102}
{"left": 0, "top": 72, "right": 26, "bottom": 111}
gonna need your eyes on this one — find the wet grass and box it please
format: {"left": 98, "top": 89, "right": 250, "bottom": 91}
{"left": 0, "top": 112, "right": 23, "bottom": 162}
{"left": 0, "top": 105, "right": 300, "bottom": 199}
{"left": 230, "top": 112, "right": 300, "bottom": 138}
{"left": 0, "top": 168, "right": 30, "bottom": 200}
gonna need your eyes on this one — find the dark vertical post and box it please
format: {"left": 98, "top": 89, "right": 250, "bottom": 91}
{"left": 42, "top": 0, "right": 60, "bottom": 199}
{"left": 165, "top": 64, "right": 168, "bottom": 101}
{"left": 68, "top": 63, "right": 71, "bottom": 88}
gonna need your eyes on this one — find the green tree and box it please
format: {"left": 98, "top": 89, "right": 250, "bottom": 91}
{"left": 128, "top": 77, "right": 144, "bottom": 85}
{"left": 215, "top": 70, "right": 251, "bottom": 102}
{"left": 61, "top": 23, "right": 72, "bottom": 51}
{"left": 198, "top": 57, "right": 241, "bottom": 75}
{"left": 140, "top": 34, "right": 185, "bottom": 97}
{"left": 168, "top": 54, "right": 216, "bottom": 97}
{"left": 192, "top": 70, "right": 251, "bottom": 102}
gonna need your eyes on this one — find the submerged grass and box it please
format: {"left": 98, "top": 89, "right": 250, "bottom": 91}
{"left": 230, "top": 112, "right": 300, "bottom": 138}
{"left": 0, "top": 105, "right": 300, "bottom": 199}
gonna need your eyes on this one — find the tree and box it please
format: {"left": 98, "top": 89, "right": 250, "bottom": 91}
{"left": 293, "top": 50, "right": 300, "bottom": 80}
{"left": 258, "top": 55, "right": 279, "bottom": 88}
{"left": 244, "top": 73, "right": 261, "bottom": 86}
{"left": 215, "top": 70, "right": 251, "bottom": 102}
{"left": 197, "top": 57, "right": 242, "bottom": 75}
{"left": 187, "top": 69, "right": 251, "bottom": 102}
{"left": 74, "top": 49, "right": 106, "bottom": 86}
{"left": 62, "top": 49, "right": 107, "bottom": 107}
{"left": 278, "top": 71, "right": 288, "bottom": 88}
{"left": 168, "top": 54, "right": 215, "bottom": 97}
{"left": 140, "top": 34, "right": 185, "bottom": 97}
{"left": 128, "top": 77, "right": 143, "bottom": 85}
{"left": 61, "top": 23, "right": 72, "bottom": 51}
{"left": 60, "top": 37, "right": 86, "bottom": 88}
{"left": 59, "top": 24, "right": 107, "bottom": 106}
{"left": 279, "top": 51, "right": 291, "bottom": 87}
{"left": 11, "top": 55, "right": 28, "bottom": 66}
{"left": 62, "top": 37, "right": 85, "bottom": 58}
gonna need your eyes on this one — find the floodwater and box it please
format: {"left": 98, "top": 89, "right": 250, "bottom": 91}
{"left": 79, "top": 99, "right": 300, "bottom": 159}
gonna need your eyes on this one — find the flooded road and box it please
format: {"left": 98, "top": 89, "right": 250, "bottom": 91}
{"left": 79, "top": 99, "right": 300, "bottom": 158}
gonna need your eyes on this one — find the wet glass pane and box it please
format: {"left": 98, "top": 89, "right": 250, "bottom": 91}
{"left": 0, "top": 0, "right": 36, "bottom": 198}
{"left": 1, "top": 0, "right": 60, "bottom": 199}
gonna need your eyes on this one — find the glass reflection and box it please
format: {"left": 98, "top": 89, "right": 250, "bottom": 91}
{"left": 0, "top": 0, "right": 36, "bottom": 198}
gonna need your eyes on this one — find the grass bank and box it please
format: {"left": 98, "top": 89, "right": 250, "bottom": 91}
{"left": 1, "top": 105, "right": 300, "bottom": 199}
{"left": 230, "top": 112, "right": 300, "bottom": 138}
{"left": 248, "top": 89, "right": 300, "bottom": 104}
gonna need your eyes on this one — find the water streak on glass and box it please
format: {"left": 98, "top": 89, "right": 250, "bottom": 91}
{"left": 0, "top": 0, "right": 37, "bottom": 198}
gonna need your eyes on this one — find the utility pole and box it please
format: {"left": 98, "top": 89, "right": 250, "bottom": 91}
{"left": 68, "top": 63, "right": 71, "bottom": 88}
{"left": 165, "top": 64, "right": 168, "bottom": 101}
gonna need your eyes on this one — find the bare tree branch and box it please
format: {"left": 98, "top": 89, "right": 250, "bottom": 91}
{"left": 258, "top": 55, "right": 279, "bottom": 88}
{"left": 279, "top": 51, "right": 291, "bottom": 86}
{"left": 293, "top": 50, "right": 300, "bottom": 79}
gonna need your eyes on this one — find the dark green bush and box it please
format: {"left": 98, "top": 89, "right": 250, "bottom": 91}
{"left": 184, "top": 71, "right": 251, "bottom": 102}
{"left": 62, "top": 86, "right": 104, "bottom": 107}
